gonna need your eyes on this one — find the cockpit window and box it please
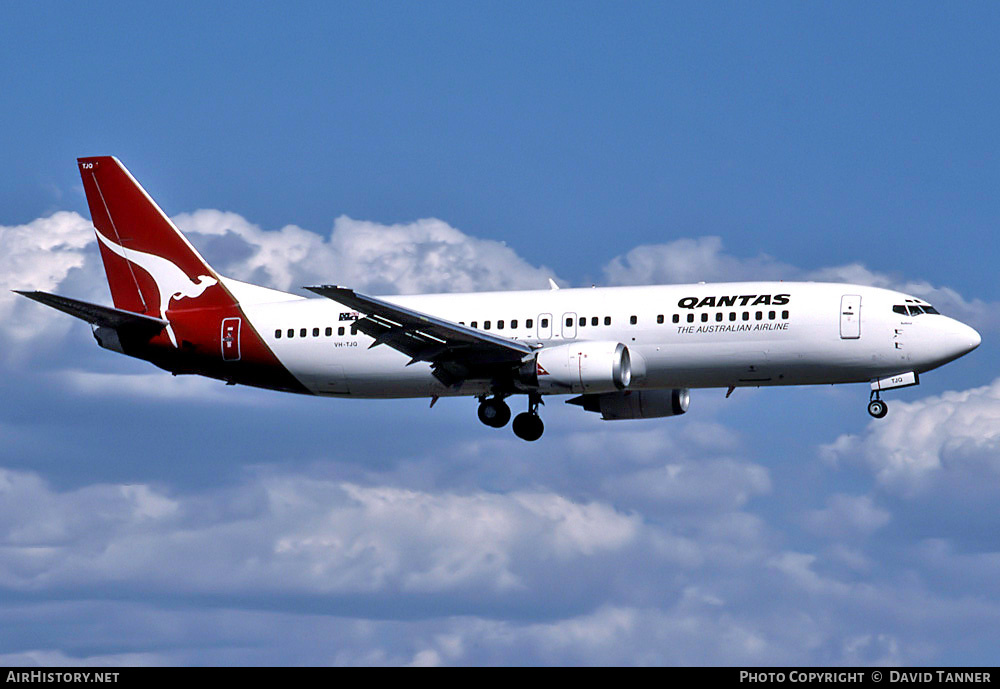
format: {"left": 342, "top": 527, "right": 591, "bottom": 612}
{"left": 893, "top": 304, "right": 939, "bottom": 316}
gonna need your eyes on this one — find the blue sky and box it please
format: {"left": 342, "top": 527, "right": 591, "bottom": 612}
{"left": 1, "top": 1, "right": 999, "bottom": 665}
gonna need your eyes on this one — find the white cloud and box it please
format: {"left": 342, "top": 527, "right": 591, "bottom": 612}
{"left": 4, "top": 456, "right": 1000, "bottom": 664}
{"left": 821, "top": 378, "right": 1000, "bottom": 495}
{"left": 0, "top": 212, "right": 94, "bottom": 296}
{"left": 57, "top": 370, "right": 275, "bottom": 405}
{"left": 803, "top": 494, "right": 891, "bottom": 539}
{"left": 0, "top": 212, "right": 105, "bottom": 356}
{"left": 174, "top": 210, "right": 560, "bottom": 295}
{"left": 606, "top": 458, "right": 771, "bottom": 512}
{"left": 4, "top": 209, "right": 1000, "bottom": 665}
{"left": 1, "top": 209, "right": 561, "bottom": 367}
{"left": 602, "top": 235, "right": 996, "bottom": 331}
{"left": 0, "top": 468, "right": 640, "bottom": 597}
{"left": 0, "top": 649, "right": 165, "bottom": 667}
{"left": 602, "top": 236, "right": 795, "bottom": 286}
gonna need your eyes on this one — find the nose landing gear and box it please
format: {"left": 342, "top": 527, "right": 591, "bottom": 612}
{"left": 867, "top": 391, "right": 888, "bottom": 419}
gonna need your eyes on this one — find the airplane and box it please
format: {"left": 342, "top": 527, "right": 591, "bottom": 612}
{"left": 15, "top": 157, "right": 982, "bottom": 441}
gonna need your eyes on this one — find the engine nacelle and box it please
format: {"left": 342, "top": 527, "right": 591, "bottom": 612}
{"left": 569, "top": 388, "right": 690, "bottom": 420}
{"left": 520, "top": 341, "right": 631, "bottom": 394}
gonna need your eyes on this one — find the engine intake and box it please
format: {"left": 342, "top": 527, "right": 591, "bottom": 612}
{"left": 520, "top": 341, "right": 631, "bottom": 394}
{"left": 568, "top": 388, "right": 690, "bottom": 420}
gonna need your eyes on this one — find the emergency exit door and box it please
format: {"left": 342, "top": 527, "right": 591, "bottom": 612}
{"left": 840, "top": 295, "right": 861, "bottom": 339}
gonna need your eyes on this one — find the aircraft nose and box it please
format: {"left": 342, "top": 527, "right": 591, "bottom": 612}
{"left": 941, "top": 318, "right": 981, "bottom": 360}
{"left": 966, "top": 322, "right": 982, "bottom": 353}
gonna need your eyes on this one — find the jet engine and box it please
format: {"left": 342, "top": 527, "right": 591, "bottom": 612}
{"left": 519, "top": 341, "right": 631, "bottom": 394}
{"left": 568, "top": 388, "right": 690, "bottom": 420}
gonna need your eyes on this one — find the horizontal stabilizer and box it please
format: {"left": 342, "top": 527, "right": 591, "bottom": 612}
{"left": 14, "top": 290, "right": 168, "bottom": 333}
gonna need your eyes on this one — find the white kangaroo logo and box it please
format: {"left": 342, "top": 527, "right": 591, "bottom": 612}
{"left": 95, "top": 231, "right": 218, "bottom": 347}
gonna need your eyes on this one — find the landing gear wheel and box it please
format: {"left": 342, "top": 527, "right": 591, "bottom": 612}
{"left": 867, "top": 399, "right": 888, "bottom": 419}
{"left": 512, "top": 412, "right": 544, "bottom": 441}
{"left": 477, "top": 397, "right": 511, "bottom": 428}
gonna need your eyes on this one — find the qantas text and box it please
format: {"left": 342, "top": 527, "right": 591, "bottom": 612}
{"left": 677, "top": 294, "right": 790, "bottom": 309}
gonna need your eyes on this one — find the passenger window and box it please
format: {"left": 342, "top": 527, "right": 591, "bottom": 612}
{"left": 471, "top": 321, "right": 478, "bottom": 328}
{"left": 768, "top": 311, "right": 775, "bottom": 320}
{"left": 672, "top": 314, "right": 679, "bottom": 324}
{"left": 313, "top": 327, "right": 320, "bottom": 337}
{"left": 565, "top": 317, "right": 573, "bottom": 327}
{"left": 716, "top": 312, "right": 723, "bottom": 322}
{"left": 540, "top": 318, "right": 548, "bottom": 328}
{"left": 338, "top": 327, "right": 345, "bottom": 336}
{"left": 300, "top": 328, "right": 307, "bottom": 337}
{"left": 579, "top": 317, "right": 586, "bottom": 326}
{"left": 630, "top": 315, "right": 637, "bottom": 325}
{"left": 497, "top": 320, "right": 504, "bottom": 330}
{"left": 484, "top": 321, "right": 491, "bottom": 330}
{"left": 701, "top": 313, "right": 708, "bottom": 322}
{"left": 782, "top": 310, "right": 789, "bottom": 319}
{"left": 275, "top": 329, "right": 282, "bottom": 339}
{"left": 755, "top": 312, "right": 762, "bottom": 321}
{"left": 511, "top": 319, "right": 518, "bottom": 328}
{"left": 604, "top": 316, "right": 611, "bottom": 326}
{"left": 742, "top": 312, "right": 749, "bottom": 321}
{"left": 729, "top": 312, "right": 736, "bottom": 321}
{"left": 687, "top": 313, "right": 694, "bottom": 323}
{"left": 287, "top": 329, "right": 294, "bottom": 338}
{"left": 527, "top": 319, "right": 534, "bottom": 328}
{"left": 657, "top": 314, "right": 664, "bottom": 324}
{"left": 591, "top": 317, "right": 598, "bottom": 326}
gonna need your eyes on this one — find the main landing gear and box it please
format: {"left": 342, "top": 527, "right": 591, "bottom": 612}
{"left": 867, "top": 391, "right": 889, "bottom": 419}
{"left": 512, "top": 393, "right": 544, "bottom": 442}
{"left": 477, "top": 395, "right": 511, "bottom": 428}
{"left": 477, "top": 393, "right": 544, "bottom": 441}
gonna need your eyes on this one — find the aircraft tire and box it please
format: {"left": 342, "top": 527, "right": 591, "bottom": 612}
{"left": 478, "top": 398, "right": 511, "bottom": 428}
{"left": 867, "top": 399, "right": 888, "bottom": 419}
{"left": 512, "top": 412, "right": 544, "bottom": 441}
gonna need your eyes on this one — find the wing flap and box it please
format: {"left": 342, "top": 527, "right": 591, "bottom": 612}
{"left": 305, "top": 285, "right": 534, "bottom": 385}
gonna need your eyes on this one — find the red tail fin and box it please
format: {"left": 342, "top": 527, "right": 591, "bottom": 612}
{"left": 78, "top": 156, "right": 233, "bottom": 318}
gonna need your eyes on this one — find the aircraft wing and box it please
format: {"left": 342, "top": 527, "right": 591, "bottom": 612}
{"left": 14, "top": 290, "right": 168, "bottom": 334}
{"left": 305, "top": 285, "right": 534, "bottom": 387}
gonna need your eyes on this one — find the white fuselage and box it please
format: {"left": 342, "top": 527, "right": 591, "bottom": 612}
{"left": 230, "top": 280, "right": 981, "bottom": 399}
